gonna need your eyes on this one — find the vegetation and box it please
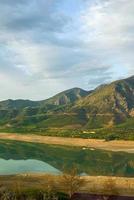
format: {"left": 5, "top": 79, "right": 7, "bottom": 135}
{"left": 102, "top": 178, "right": 119, "bottom": 196}
{"left": 60, "top": 166, "right": 85, "bottom": 198}
{"left": 0, "top": 174, "right": 133, "bottom": 199}
{"left": 0, "top": 125, "right": 134, "bottom": 141}
{"left": 0, "top": 76, "right": 134, "bottom": 140}
{"left": 0, "top": 182, "right": 70, "bottom": 200}
{"left": 0, "top": 166, "right": 85, "bottom": 200}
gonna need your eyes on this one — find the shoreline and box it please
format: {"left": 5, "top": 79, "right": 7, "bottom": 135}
{"left": 0, "top": 133, "right": 134, "bottom": 153}
{"left": 0, "top": 173, "right": 133, "bottom": 196}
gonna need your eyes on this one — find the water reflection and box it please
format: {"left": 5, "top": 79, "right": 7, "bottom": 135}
{"left": 0, "top": 140, "right": 133, "bottom": 176}
{"left": 0, "top": 158, "right": 60, "bottom": 175}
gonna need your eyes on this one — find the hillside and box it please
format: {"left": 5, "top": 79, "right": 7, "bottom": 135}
{"left": 0, "top": 76, "right": 134, "bottom": 139}
{"left": 0, "top": 88, "right": 90, "bottom": 110}
{"left": 0, "top": 99, "right": 39, "bottom": 110}
{"left": 73, "top": 76, "right": 134, "bottom": 128}
{"left": 42, "top": 87, "right": 90, "bottom": 106}
{"left": 0, "top": 88, "right": 90, "bottom": 129}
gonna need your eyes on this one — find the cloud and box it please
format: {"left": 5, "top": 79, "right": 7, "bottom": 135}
{"left": 81, "top": 0, "right": 134, "bottom": 74}
{"left": 0, "top": 0, "right": 133, "bottom": 100}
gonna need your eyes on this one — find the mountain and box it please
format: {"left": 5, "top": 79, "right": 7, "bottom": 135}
{"left": 0, "top": 88, "right": 91, "bottom": 128}
{"left": 73, "top": 75, "right": 134, "bottom": 128}
{"left": 41, "top": 87, "right": 91, "bottom": 106}
{"left": 0, "top": 76, "right": 134, "bottom": 133}
{"left": 0, "top": 99, "right": 39, "bottom": 110}
{"left": 0, "top": 88, "right": 90, "bottom": 110}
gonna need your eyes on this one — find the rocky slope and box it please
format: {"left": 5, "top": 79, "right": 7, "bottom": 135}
{"left": 0, "top": 76, "right": 133, "bottom": 130}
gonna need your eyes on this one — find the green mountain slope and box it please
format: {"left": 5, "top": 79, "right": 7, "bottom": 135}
{"left": 41, "top": 87, "right": 90, "bottom": 106}
{"left": 73, "top": 76, "right": 134, "bottom": 128}
{"left": 0, "top": 99, "right": 39, "bottom": 110}
{"left": 0, "top": 88, "right": 90, "bottom": 128}
{"left": 0, "top": 88, "right": 90, "bottom": 110}
{"left": 0, "top": 76, "right": 134, "bottom": 136}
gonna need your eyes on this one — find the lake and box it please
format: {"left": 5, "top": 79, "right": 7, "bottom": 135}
{"left": 0, "top": 158, "right": 60, "bottom": 175}
{"left": 0, "top": 140, "right": 133, "bottom": 176}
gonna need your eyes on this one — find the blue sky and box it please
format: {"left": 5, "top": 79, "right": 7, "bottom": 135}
{"left": 0, "top": 0, "right": 133, "bottom": 100}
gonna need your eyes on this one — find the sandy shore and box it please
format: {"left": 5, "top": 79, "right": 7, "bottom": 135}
{"left": 0, "top": 133, "right": 134, "bottom": 153}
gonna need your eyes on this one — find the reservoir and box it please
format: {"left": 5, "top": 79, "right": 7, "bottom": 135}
{"left": 0, "top": 140, "right": 133, "bottom": 176}
{"left": 0, "top": 158, "right": 60, "bottom": 175}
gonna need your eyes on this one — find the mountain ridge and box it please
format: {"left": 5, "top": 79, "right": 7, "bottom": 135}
{"left": 0, "top": 75, "right": 133, "bottom": 134}
{"left": 0, "top": 87, "right": 91, "bottom": 109}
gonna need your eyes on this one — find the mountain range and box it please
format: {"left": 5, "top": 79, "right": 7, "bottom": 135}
{"left": 0, "top": 76, "right": 134, "bottom": 132}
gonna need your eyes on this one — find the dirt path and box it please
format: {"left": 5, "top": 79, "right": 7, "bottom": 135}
{"left": 0, "top": 133, "right": 134, "bottom": 153}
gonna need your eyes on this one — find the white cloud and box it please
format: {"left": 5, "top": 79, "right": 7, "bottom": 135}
{"left": 0, "top": 0, "right": 133, "bottom": 100}
{"left": 81, "top": 0, "right": 134, "bottom": 74}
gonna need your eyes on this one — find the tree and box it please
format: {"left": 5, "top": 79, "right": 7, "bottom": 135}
{"left": 60, "top": 166, "right": 85, "bottom": 198}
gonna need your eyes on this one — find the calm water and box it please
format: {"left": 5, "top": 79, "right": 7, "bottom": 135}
{"left": 0, "top": 158, "right": 60, "bottom": 175}
{"left": 0, "top": 140, "right": 134, "bottom": 176}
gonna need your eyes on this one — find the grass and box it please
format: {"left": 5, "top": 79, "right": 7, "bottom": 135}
{"left": 0, "top": 174, "right": 134, "bottom": 198}
{"left": 0, "top": 125, "right": 134, "bottom": 141}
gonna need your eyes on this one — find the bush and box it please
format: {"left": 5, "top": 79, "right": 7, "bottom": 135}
{"left": 105, "top": 134, "right": 118, "bottom": 141}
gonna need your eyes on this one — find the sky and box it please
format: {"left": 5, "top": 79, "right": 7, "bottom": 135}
{"left": 0, "top": 0, "right": 134, "bottom": 100}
